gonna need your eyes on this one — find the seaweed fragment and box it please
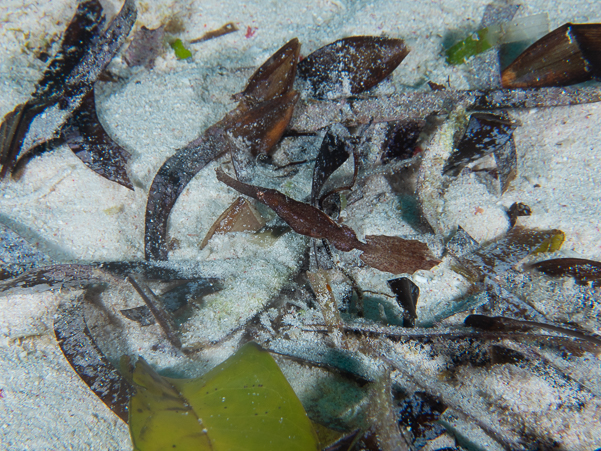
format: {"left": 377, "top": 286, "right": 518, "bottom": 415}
{"left": 0, "top": 223, "right": 53, "bottom": 280}
{"left": 54, "top": 293, "right": 132, "bottom": 422}
{"left": 502, "top": 23, "right": 601, "bottom": 88}
{"left": 387, "top": 277, "right": 419, "bottom": 327}
{"left": 453, "top": 226, "right": 564, "bottom": 282}
{"left": 0, "top": 0, "right": 137, "bottom": 179}
{"left": 288, "top": 85, "right": 601, "bottom": 133}
{"left": 297, "top": 36, "right": 409, "bottom": 99}
{"left": 445, "top": 13, "right": 549, "bottom": 65}
{"left": 464, "top": 314, "right": 601, "bottom": 347}
{"left": 190, "top": 22, "right": 238, "bottom": 44}
{"left": 127, "top": 275, "right": 182, "bottom": 349}
{"left": 443, "top": 112, "right": 516, "bottom": 177}
{"left": 170, "top": 39, "right": 192, "bottom": 59}
{"left": 527, "top": 257, "right": 601, "bottom": 286}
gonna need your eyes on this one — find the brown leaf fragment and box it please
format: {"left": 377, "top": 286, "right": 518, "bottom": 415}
{"left": 464, "top": 314, "right": 601, "bottom": 347}
{"left": 387, "top": 277, "right": 420, "bottom": 327}
{"left": 502, "top": 23, "right": 601, "bottom": 88}
{"left": 0, "top": 0, "right": 136, "bottom": 179}
{"left": 360, "top": 235, "right": 441, "bottom": 275}
{"left": 190, "top": 22, "right": 238, "bottom": 44}
{"left": 298, "top": 36, "right": 409, "bottom": 99}
{"left": 306, "top": 270, "right": 344, "bottom": 346}
{"left": 62, "top": 89, "right": 133, "bottom": 189}
{"left": 124, "top": 25, "right": 166, "bottom": 68}
{"left": 234, "top": 38, "right": 299, "bottom": 107}
{"left": 200, "top": 196, "right": 265, "bottom": 249}
{"left": 228, "top": 90, "right": 300, "bottom": 156}
{"left": 527, "top": 257, "right": 601, "bottom": 286}
{"left": 54, "top": 293, "right": 132, "bottom": 422}
{"left": 216, "top": 168, "right": 362, "bottom": 252}
{"left": 311, "top": 124, "right": 351, "bottom": 205}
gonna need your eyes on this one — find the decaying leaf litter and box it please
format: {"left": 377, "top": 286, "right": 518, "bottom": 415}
{"left": 0, "top": 0, "right": 596, "bottom": 450}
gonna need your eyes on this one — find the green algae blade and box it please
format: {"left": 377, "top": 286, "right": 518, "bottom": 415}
{"left": 129, "top": 342, "right": 320, "bottom": 451}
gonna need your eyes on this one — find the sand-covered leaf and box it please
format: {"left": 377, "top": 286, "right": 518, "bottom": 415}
{"left": 129, "top": 342, "right": 320, "bottom": 451}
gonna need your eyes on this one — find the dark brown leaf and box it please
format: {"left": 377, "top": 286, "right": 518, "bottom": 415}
{"left": 62, "top": 89, "right": 133, "bottom": 189}
{"left": 33, "top": 0, "right": 104, "bottom": 101}
{"left": 507, "top": 202, "right": 532, "bottom": 228}
{"left": 381, "top": 120, "right": 425, "bottom": 163}
{"left": 387, "top": 277, "right": 420, "bottom": 327}
{"left": 234, "top": 38, "right": 299, "bottom": 107}
{"left": 527, "top": 257, "right": 601, "bottom": 286}
{"left": 54, "top": 293, "right": 132, "bottom": 422}
{"left": 0, "top": 0, "right": 137, "bottom": 179}
{"left": 297, "top": 36, "right": 409, "bottom": 98}
{"left": 502, "top": 23, "right": 601, "bottom": 88}
{"left": 311, "top": 124, "right": 351, "bottom": 205}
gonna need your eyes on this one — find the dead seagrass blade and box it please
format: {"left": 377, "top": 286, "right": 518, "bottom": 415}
{"left": 0, "top": 0, "right": 137, "bottom": 179}
{"left": 502, "top": 23, "right": 601, "bottom": 88}
{"left": 54, "top": 293, "right": 132, "bottom": 422}
{"left": 298, "top": 36, "right": 409, "bottom": 98}
{"left": 129, "top": 342, "right": 320, "bottom": 450}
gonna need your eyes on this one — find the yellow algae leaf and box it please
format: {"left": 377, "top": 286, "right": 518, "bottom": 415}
{"left": 129, "top": 342, "right": 320, "bottom": 451}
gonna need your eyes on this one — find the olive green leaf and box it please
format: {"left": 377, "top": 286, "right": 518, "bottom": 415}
{"left": 129, "top": 342, "right": 320, "bottom": 451}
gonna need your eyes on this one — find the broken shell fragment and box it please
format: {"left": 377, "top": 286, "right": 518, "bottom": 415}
{"left": 502, "top": 23, "right": 601, "bottom": 88}
{"left": 297, "top": 36, "right": 409, "bottom": 98}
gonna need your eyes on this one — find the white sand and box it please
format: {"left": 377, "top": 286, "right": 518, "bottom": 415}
{"left": 1, "top": 0, "right": 600, "bottom": 449}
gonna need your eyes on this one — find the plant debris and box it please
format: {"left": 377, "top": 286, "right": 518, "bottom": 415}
{"left": 502, "top": 23, "right": 601, "bottom": 88}
{"left": 527, "top": 257, "right": 601, "bottom": 286}
{"left": 0, "top": 0, "right": 137, "bottom": 182}
{"left": 190, "top": 22, "right": 238, "bottom": 44}
{"left": 54, "top": 293, "right": 132, "bottom": 422}
{"left": 297, "top": 36, "right": 409, "bottom": 98}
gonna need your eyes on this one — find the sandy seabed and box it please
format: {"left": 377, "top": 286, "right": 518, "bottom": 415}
{"left": 0, "top": 0, "right": 600, "bottom": 449}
